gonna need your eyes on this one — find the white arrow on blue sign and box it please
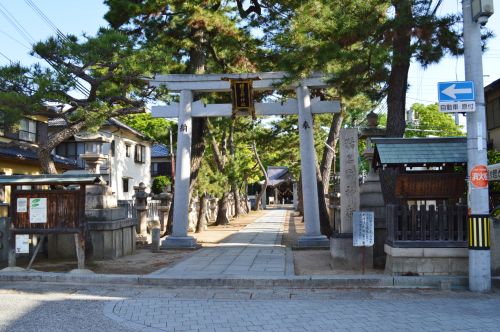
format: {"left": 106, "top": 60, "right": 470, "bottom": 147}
{"left": 438, "top": 81, "right": 475, "bottom": 102}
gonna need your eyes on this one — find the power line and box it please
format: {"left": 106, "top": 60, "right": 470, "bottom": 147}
{"left": 24, "top": 0, "right": 70, "bottom": 43}
{"left": 22, "top": 0, "right": 90, "bottom": 96}
{"left": 0, "top": 50, "right": 13, "bottom": 64}
{"left": 0, "top": 29, "right": 31, "bottom": 50}
{"left": 0, "top": 2, "right": 35, "bottom": 45}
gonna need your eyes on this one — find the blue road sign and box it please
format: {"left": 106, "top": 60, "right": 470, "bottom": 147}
{"left": 438, "top": 81, "right": 475, "bottom": 102}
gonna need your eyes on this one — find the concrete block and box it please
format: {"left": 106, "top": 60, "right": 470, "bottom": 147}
{"left": 298, "top": 235, "right": 329, "bottom": 248}
{"left": 423, "top": 247, "right": 468, "bottom": 258}
{"left": 403, "top": 259, "right": 418, "bottom": 274}
{"left": 384, "top": 244, "right": 424, "bottom": 257}
{"left": 161, "top": 236, "right": 198, "bottom": 249}
{"left": 330, "top": 237, "right": 373, "bottom": 269}
{"left": 86, "top": 207, "right": 127, "bottom": 221}
{"left": 450, "top": 258, "right": 468, "bottom": 275}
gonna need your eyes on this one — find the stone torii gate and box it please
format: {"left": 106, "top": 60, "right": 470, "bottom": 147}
{"left": 149, "top": 72, "right": 340, "bottom": 249}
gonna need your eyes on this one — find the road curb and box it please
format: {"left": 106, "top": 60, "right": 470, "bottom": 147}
{"left": 1, "top": 270, "right": 496, "bottom": 289}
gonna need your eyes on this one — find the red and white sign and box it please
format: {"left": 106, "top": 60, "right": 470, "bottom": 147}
{"left": 470, "top": 165, "right": 488, "bottom": 188}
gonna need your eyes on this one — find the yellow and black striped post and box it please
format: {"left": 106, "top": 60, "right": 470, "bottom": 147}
{"left": 468, "top": 215, "right": 491, "bottom": 250}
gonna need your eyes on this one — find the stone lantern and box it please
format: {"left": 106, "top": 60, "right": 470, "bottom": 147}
{"left": 75, "top": 133, "right": 112, "bottom": 174}
{"left": 134, "top": 182, "right": 149, "bottom": 243}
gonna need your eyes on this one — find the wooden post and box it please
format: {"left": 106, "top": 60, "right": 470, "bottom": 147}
{"left": 8, "top": 186, "right": 16, "bottom": 267}
{"left": 27, "top": 235, "right": 45, "bottom": 270}
{"left": 74, "top": 233, "right": 85, "bottom": 270}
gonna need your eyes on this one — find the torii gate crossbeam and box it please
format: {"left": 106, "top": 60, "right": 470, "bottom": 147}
{"left": 149, "top": 72, "right": 339, "bottom": 248}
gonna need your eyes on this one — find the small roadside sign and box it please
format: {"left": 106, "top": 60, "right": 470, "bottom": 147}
{"left": 438, "top": 81, "right": 475, "bottom": 113}
{"left": 438, "top": 81, "right": 475, "bottom": 102}
{"left": 353, "top": 211, "right": 374, "bottom": 247}
{"left": 470, "top": 165, "right": 488, "bottom": 188}
{"left": 488, "top": 163, "right": 500, "bottom": 182}
{"left": 15, "top": 234, "right": 29, "bottom": 254}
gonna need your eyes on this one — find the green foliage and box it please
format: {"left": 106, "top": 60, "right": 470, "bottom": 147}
{"left": 151, "top": 176, "right": 171, "bottom": 195}
{"left": 120, "top": 113, "right": 175, "bottom": 143}
{"left": 404, "top": 103, "right": 464, "bottom": 137}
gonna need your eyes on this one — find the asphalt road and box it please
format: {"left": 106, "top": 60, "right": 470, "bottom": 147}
{"left": 1, "top": 282, "right": 500, "bottom": 332}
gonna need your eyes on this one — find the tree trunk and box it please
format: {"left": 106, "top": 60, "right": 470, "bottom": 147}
{"left": 386, "top": 0, "right": 412, "bottom": 138}
{"left": 187, "top": 33, "right": 207, "bottom": 193}
{"left": 252, "top": 141, "right": 268, "bottom": 211}
{"left": 228, "top": 120, "right": 241, "bottom": 217}
{"left": 215, "top": 192, "right": 230, "bottom": 225}
{"left": 195, "top": 192, "right": 208, "bottom": 233}
{"left": 37, "top": 120, "right": 88, "bottom": 174}
{"left": 383, "top": 0, "right": 412, "bottom": 204}
{"left": 297, "top": 174, "right": 304, "bottom": 216}
{"left": 320, "top": 113, "right": 344, "bottom": 192}
{"left": 314, "top": 112, "right": 344, "bottom": 237}
{"left": 38, "top": 148, "right": 58, "bottom": 175}
{"left": 316, "top": 162, "right": 332, "bottom": 237}
{"left": 232, "top": 185, "right": 241, "bottom": 217}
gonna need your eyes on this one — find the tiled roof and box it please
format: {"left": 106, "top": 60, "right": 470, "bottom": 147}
{"left": 267, "top": 166, "right": 293, "bottom": 186}
{"left": 0, "top": 145, "right": 79, "bottom": 167}
{"left": 372, "top": 137, "right": 467, "bottom": 166}
{"left": 151, "top": 143, "right": 169, "bottom": 158}
{"left": 48, "top": 117, "right": 150, "bottom": 140}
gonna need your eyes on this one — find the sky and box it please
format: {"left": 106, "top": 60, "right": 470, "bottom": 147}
{"left": 0, "top": 0, "right": 499, "bottom": 112}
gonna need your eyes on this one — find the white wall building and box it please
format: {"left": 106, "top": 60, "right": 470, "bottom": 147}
{"left": 50, "top": 118, "right": 152, "bottom": 200}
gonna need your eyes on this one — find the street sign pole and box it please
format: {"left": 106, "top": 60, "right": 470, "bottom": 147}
{"left": 463, "top": 0, "right": 491, "bottom": 292}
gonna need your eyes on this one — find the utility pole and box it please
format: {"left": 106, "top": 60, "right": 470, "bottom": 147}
{"left": 462, "top": 0, "right": 494, "bottom": 292}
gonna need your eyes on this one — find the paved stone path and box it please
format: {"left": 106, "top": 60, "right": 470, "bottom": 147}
{"left": 105, "top": 294, "right": 500, "bottom": 332}
{"left": 151, "top": 209, "right": 291, "bottom": 277}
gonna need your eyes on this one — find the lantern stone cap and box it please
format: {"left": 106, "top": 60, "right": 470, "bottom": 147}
{"left": 74, "top": 132, "right": 112, "bottom": 143}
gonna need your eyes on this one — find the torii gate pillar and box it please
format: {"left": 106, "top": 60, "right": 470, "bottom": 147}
{"left": 161, "top": 90, "right": 197, "bottom": 248}
{"left": 296, "top": 86, "right": 329, "bottom": 247}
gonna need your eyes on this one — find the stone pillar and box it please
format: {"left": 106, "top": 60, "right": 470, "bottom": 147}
{"left": 296, "top": 85, "right": 329, "bottom": 247}
{"left": 162, "top": 90, "right": 197, "bottom": 248}
{"left": 330, "top": 128, "right": 367, "bottom": 268}
{"left": 209, "top": 198, "right": 217, "bottom": 221}
{"left": 293, "top": 182, "right": 298, "bottom": 210}
{"left": 274, "top": 188, "right": 278, "bottom": 206}
{"left": 156, "top": 190, "right": 172, "bottom": 233}
{"left": 339, "top": 128, "right": 360, "bottom": 233}
{"left": 134, "top": 182, "right": 149, "bottom": 244}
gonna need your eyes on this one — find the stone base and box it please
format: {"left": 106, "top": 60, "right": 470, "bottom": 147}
{"left": 297, "top": 235, "right": 330, "bottom": 248}
{"left": 48, "top": 218, "right": 136, "bottom": 260}
{"left": 384, "top": 244, "right": 468, "bottom": 276}
{"left": 136, "top": 234, "right": 149, "bottom": 245}
{"left": 330, "top": 236, "right": 374, "bottom": 270}
{"left": 161, "top": 236, "right": 198, "bottom": 249}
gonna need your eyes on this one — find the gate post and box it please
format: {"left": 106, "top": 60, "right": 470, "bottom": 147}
{"left": 161, "top": 89, "right": 198, "bottom": 248}
{"left": 296, "top": 85, "right": 329, "bottom": 247}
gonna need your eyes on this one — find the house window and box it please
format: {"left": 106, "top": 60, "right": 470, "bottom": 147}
{"left": 55, "top": 142, "right": 84, "bottom": 160}
{"left": 135, "top": 144, "right": 146, "bottom": 163}
{"left": 151, "top": 162, "right": 168, "bottom": 177}
{"left": 19, "top": 118, "right": 37, "bottom": 142}
{"left": 122, "top": 178, "right": 129, "bottom": 193}
{"left": 126, "top": 144, "right": 131, "bottom": 157}
{"left": 110, "top": 141, "right": 115, "bottom": 157}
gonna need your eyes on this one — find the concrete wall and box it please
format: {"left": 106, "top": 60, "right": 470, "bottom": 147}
{"left": 108, "top": 133, "right": 151, "bottom": 201}
{"left": 384, "top": 245, "right": 468, "bottom": 276}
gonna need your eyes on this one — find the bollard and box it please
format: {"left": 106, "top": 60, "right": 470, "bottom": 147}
{"left": 151, "top": 225, "right": 161, "bottom": 253}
